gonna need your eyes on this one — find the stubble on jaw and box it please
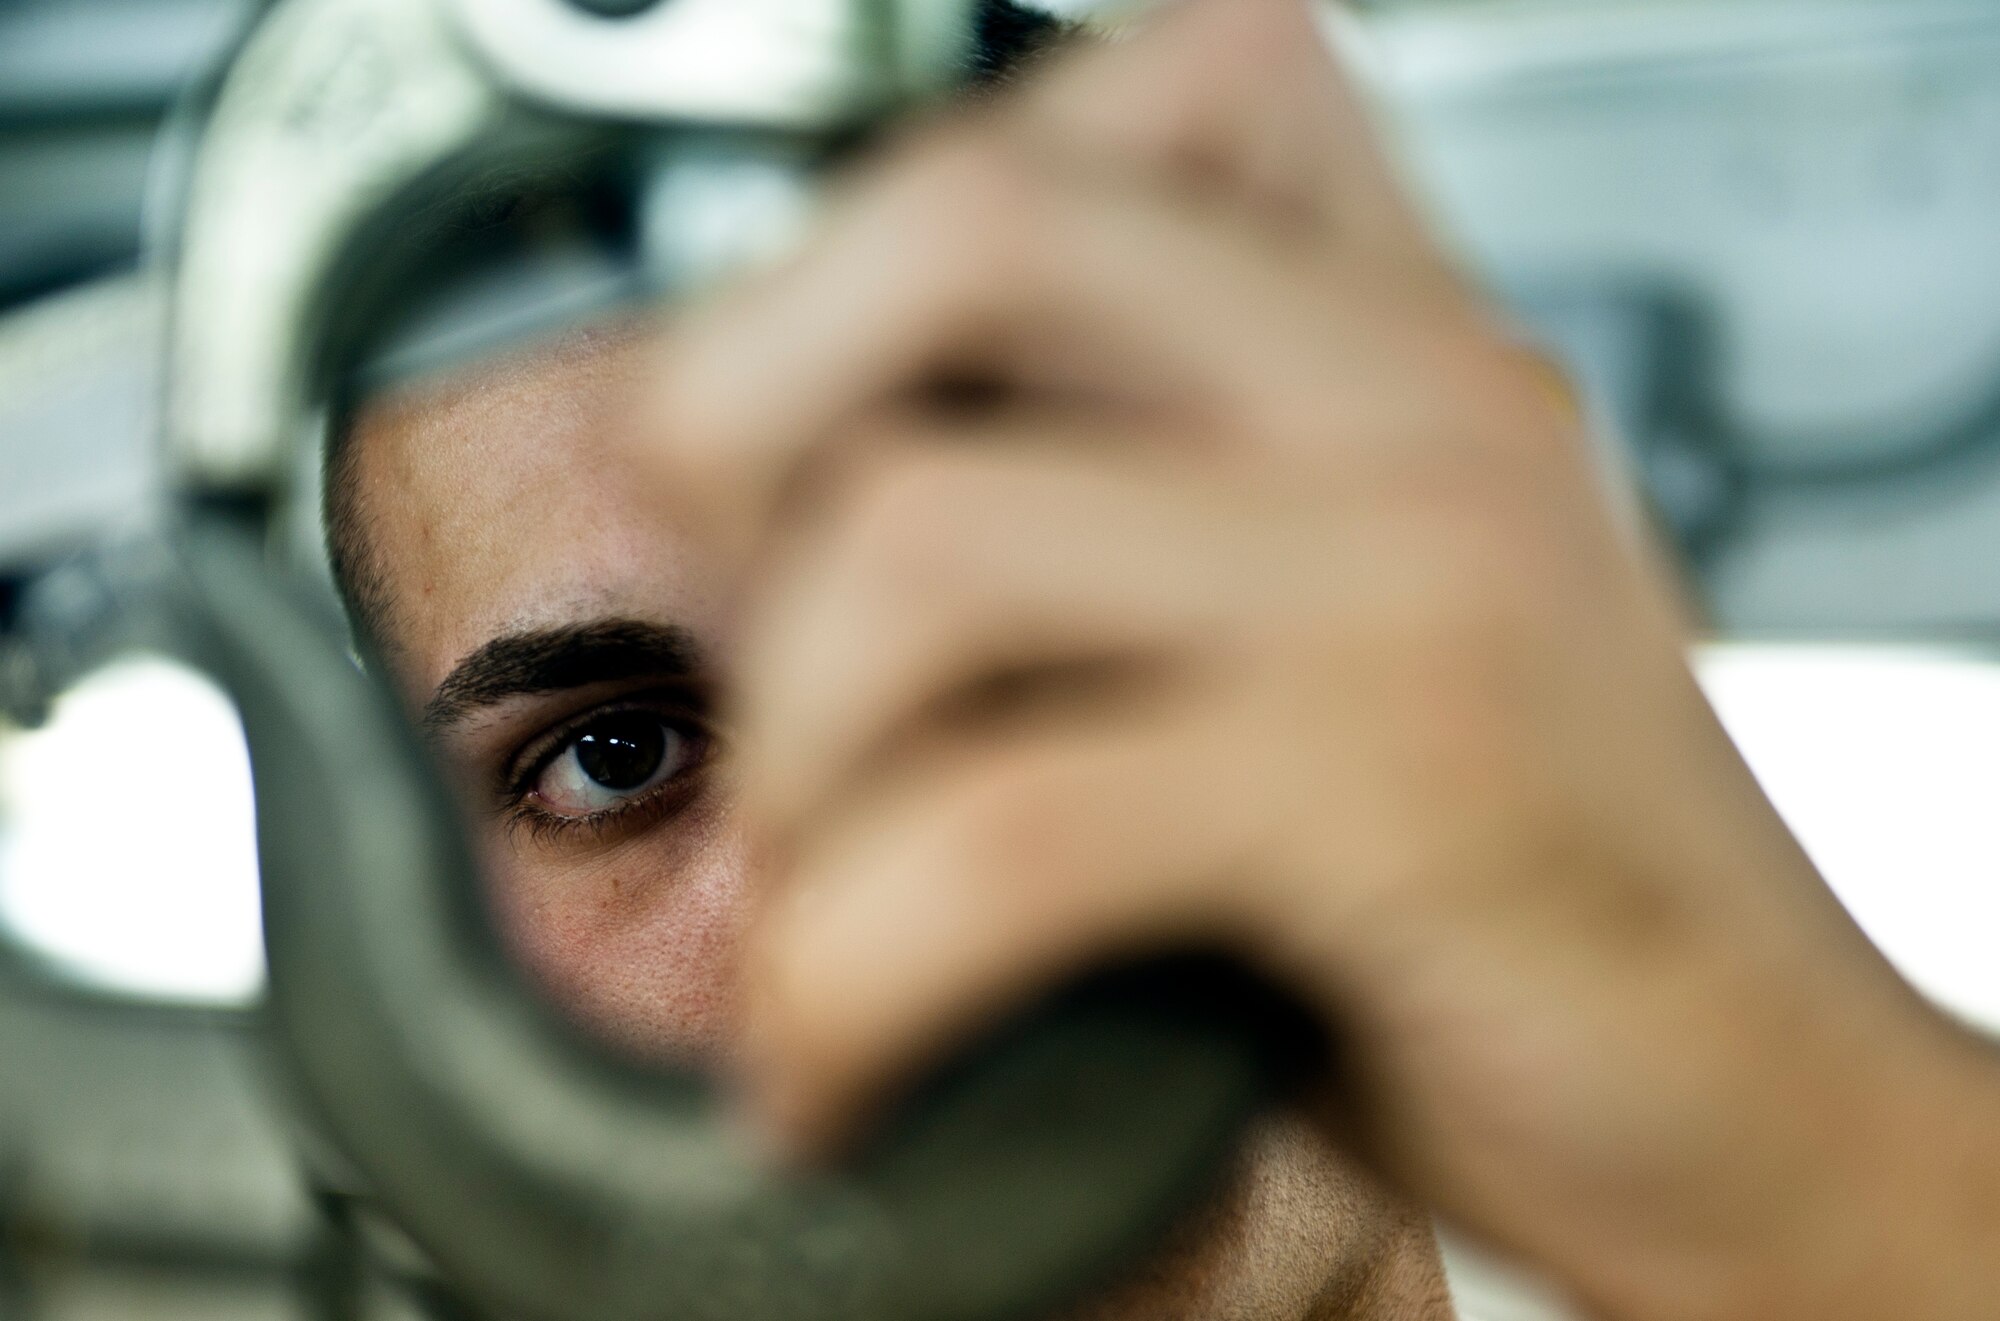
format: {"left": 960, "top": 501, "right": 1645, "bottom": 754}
{"left": 1053, "top": 1113, "right": 1455, "bottom": 1321}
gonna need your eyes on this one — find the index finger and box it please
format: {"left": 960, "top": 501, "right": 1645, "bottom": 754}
{"left": 1008, "top": 0, "right": 1440, "bottom": 262}
{"left": 629, "top": 0, "right": 1450, "bottom": 564}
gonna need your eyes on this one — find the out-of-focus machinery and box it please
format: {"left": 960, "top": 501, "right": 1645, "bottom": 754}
{"left": 3, "top": 2, "right": 1310, "bottom": 1319}
{"left": 6, "top": 2, "right": 2000, "bottom": 1319}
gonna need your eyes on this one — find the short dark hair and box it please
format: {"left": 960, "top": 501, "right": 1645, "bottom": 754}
{"left": 323, "top": 2, "right": 1078, "bottom": 646}
{"left": 323, "top": 394, "right": 396, "bottom": 650}
{"left": 974, "top": 0, "right": 1070, "bottom": 82}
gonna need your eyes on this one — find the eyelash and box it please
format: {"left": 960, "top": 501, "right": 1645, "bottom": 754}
{"left": 500, "top": 696, "right": 714, "bottom": 845}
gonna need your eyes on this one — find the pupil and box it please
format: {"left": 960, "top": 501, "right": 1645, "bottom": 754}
{"left": 574, "top": 715, "right": 667, "bottom": 791}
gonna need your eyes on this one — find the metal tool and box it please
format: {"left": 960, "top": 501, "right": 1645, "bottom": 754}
{"left": 128, "top": 2, "right": 1308, "bottom": 1318}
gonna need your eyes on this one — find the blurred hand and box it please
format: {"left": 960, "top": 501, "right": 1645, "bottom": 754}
{"left": 640, "top": 2, "right": 2000, "bottom": 1318}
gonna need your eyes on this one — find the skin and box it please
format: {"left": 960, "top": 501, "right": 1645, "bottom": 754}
{"left": 347, "top": 329, "right": 748, "bottom": 1060}
{"left": 622, "top": 3, "right": 2000, "bottom": 1321}
{"left": 346, "top": 2, "right": 2000, "bottom": 1318}
{"left": 346, "top": 297, "right": 1455, "bottom": 1318}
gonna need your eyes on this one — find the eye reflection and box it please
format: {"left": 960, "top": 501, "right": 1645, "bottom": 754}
{"left": 533, "top": 711, "right": 692, "bottom": 816}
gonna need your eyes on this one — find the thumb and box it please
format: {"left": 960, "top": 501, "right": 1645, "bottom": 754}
{"left": 1009, "top": 0, "right": 1436, "bottom": 256}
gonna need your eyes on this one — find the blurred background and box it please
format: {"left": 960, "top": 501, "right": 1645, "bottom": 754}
{"left": 3, "top": 0, "right": 2000, "bottom": 1317}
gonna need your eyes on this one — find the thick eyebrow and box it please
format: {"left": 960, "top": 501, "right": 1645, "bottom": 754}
{"left": 420, "top": 618, "right": 704, "bottom": 734}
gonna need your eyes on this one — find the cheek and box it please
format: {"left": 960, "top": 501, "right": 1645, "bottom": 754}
{"left": 479, "top": 802, "right": 757, "bottom": 1069}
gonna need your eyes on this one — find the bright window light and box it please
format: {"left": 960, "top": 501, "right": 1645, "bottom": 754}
{"left": 1697, "top": 643, "right": 2000, "bottom": 1037}
{"left": 0, "top": 644, "right": 1993, "bottom": 1035}
{"left": 0, "top": 655, "right": 265, "bottom": 1007}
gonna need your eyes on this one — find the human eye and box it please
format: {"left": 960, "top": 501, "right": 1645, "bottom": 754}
{"left": 504, "top": 702, "right": 711, "bottom": 841}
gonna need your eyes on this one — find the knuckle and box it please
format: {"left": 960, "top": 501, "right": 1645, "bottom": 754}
{"left": 1410, "top": 535, "right": 1555, "bottom": 662}
{"left": 943, "top": 760, "right": 1070, "bottom": 896}
{"left": 845, "top": 459, "right": 967, "bottom": 577}
{"left": 1375, "top": 466, "right": 1577, "bottom": 647}
{"left": 897, "top": 137, "right": 1046, "bottom": 275}
{"left": 821, "top": 458, "right": 986, "bottom": 635}
{"left": 928, "top": 136, "right": 1044, "bottom": 219}
{"left": 1443, "top": 326, "right": 1589, "bottom": 457}
{"left": 1304, "top": 509, "right": 1567, "bottom": 803}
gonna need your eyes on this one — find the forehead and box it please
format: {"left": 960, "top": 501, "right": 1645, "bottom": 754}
{"left": 346, "top": 325, "right": 721, "bottom": 694}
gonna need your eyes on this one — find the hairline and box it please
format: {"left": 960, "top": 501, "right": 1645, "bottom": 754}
{"left": 321, "top": 3, "right": 1079, "bottom": 653}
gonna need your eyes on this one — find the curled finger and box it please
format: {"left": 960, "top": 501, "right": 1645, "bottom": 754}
{"left": 739, "top": 704, "right": 1272, "bottom": 1159}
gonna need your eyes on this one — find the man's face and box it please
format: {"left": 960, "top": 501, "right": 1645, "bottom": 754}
{"left": 347, "top": 328, "right": 747, "bottom": 1061}
{"left": 342, "top": 326, "right": 1450, "bottom": 1319}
